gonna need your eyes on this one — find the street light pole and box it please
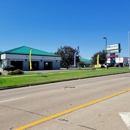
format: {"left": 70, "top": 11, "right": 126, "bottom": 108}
{"left": 128, "top": 32, "right": 130, "bottom": 69}
{"left": 103, "top": 37, "right": 107, "bottom": 67}
{"left": 103, "top": 37, "right": 107, "bottom": 51}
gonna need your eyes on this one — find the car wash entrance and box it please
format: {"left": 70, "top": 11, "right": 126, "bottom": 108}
{"left": 32, "top": 61, "right": 39, "bottom": 70}
{"left": 44, "top": 62, "right": 52, "bottom": 70}
{"left": 11, "top": 61, "right": 23, "bottom": 70}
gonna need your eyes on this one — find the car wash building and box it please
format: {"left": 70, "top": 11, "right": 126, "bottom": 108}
{"left": 0, "top": 46, "right": 61, "bottom": 71}
{"left": 80, "top": 58, "right": 91, "bottom": 67}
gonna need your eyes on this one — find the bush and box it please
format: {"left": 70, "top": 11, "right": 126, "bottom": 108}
{"left": 114, "top": 64, "right": 119, "bottom": 67}
{"left": 101, "top": 64, "right": 105, "bottom": 68}
{"left": 8, "top": 71, "right": 15, "bottom": 75}
{"left": 77, "top": 61, "right": 85, "bottom": 68}
{"left": 14, "top": 69, "right": 24, "bottom": 74}
{"left": 0, "top": 72, "right": 2, "bottom": 75}
{"left": 3, "top": 65, "right": 14, "bottom": 71}
{"left": 90, "top": 64, "right": 94, "bottom": 68}
{"left": 7, "top": 69, "right": 24, "bottom": 75}
{"left": 107, "top": 63, "right": 111, "bottom": 67}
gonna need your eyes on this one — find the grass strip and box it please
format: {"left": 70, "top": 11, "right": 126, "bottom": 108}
{"left": 0, "top": 67, "right": 130, "bottom": 89}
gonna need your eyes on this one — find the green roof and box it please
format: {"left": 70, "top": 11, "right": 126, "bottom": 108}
{"left": 1, "top": 46, "right": 59, "bottom": 57}
{"left": 80, "top": 58, "right": 91, "bottom": 63}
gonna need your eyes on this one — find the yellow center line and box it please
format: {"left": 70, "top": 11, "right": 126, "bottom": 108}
{"left": 15, "top": 88, "right": 130, "bottom": 130}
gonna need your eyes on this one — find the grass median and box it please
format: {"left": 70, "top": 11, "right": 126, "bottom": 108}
{"left": 0, "top": 67, "right": 130, "bottom": 89}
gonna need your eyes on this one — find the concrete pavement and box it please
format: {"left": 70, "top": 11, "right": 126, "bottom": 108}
{"left": 0, "top": 73, "right": 130, "bottom": 130}
{"left": 28, "top": 91, "right": 130, "bottom": 130}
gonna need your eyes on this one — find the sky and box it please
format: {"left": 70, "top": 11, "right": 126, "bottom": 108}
{"left": 0, "top": 0, "right": 130, "bottom": 59}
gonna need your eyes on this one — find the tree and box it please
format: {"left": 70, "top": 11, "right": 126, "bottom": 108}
{"left": 78, "top": 61, "right": 85, "bottom": 68}
{"left": 55, "top": 46, "right": 80, "bottom": 67}
{"left": 53, "top": 51, "right": 59, "bottom": 55}
{"left": 91, "top": 50, "right": 107, "bottom": 64}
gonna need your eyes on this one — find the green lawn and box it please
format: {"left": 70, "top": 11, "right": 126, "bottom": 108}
{"left": 0, "top": 67, "right": 130, "bottom": 89}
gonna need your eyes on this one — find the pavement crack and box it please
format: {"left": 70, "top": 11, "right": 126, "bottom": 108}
{"left": 78, "top": 125, "right": 97, "bottom": 130}
{"left": 59, "top": 118, "right": 69, "bottom": 122}
{"left": 64, "top": 86, "right": 75, "bottom": 89}
{"left": 0, "top": 104, "right": 46, "bottom": 117}
{"left": 10, "top": 127, "right": 13, "bottom": 130}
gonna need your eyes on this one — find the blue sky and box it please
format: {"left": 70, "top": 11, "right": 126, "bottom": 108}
{"left": 0, "top": 0, "right": 130, "bottom": 59}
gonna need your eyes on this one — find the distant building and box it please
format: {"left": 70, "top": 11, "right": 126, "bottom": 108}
{"left": 107, "top": 55, "right": 129, "bottom": 67}
{"left": 0, "top": 46, "right": 61, "bottom": 71}
{"left": 80, "top": 58, "right": 91, "bottom": 67}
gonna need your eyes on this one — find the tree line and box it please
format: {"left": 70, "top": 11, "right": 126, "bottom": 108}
{"left": 54, "top": 46, "right": 107, "bottom": 67}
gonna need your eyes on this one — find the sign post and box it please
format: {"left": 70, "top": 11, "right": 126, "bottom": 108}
{"left": 106, "top": 43, "right": 121, "bottom": 67}
{"left": 128, "top": 32, "right": 130, "bottom": 69}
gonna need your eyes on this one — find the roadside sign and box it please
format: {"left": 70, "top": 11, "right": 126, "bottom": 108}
{"left": 106, "top": 43, "right": 121, "bottom": 53}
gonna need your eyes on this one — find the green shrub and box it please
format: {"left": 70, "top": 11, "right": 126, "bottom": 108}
{"left": 7, "top": 71, "right": 15, "bottom": 75}
{"left": 7, "top": 69, "right": 24, "bottom": 75}
{"left": 3, "top": 65, "right": 14, "bottom": 71}
{"left": 0, "top": 72, "right": 2, "bottom": 75}
{"left": 13, "top": 69, "right": 24, "bottom": 74}
{"left": 78, "top": 61, "right": 85, "bottom": 67}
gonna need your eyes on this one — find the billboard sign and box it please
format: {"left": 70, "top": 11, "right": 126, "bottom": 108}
{"left": 106, "top": 43, "right": 121, "bottom": 54}
{"left": 107, "top": 49, "right": 120, "bottom": 53}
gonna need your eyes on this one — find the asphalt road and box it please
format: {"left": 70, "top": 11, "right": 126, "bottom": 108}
{"left": 0, "top": 73, "right": 130, "bottom": 130}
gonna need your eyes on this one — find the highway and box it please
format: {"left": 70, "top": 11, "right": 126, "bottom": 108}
{"left": 0, "top": 73, "right": 130, "bottom": 130}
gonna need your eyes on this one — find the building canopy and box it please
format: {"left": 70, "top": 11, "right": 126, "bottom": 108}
{"left": 80, "top": 58, "right": 91, "bottom": 63}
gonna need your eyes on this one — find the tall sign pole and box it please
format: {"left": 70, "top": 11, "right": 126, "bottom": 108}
{"left": 128, "top": 32, "right": 130, "bottom": 69}
{"left": 103, "top": 37, "right": 107, "bottom": 65}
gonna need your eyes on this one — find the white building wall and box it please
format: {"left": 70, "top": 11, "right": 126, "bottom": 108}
{"left": 1, "top": 54, "right": 61, "bottom": 70}
{"left": 115, "top": 57, "right": 123, "bottom": 63}
{"left": 23, "top": 60, "right": 29, "bottom": 71}
{"left": 122, "top": 57, "right": 129, "bottom": 66}
{"left": 107, "top": 57, "right": 129, "bottom": 66}
{"left": 107, "top": 58, "right": 111, "bottom": 63}
{"left": 52, "top": 61, "right": 60, "bottom": 70}
{"left": 1, "top": 54, "right": 61, "bottom": 61}
{"left": 1, "top": 54, "right": 6, "bottom": 59}
{"left": 39, "top": 61, "right": 44, "bottom": 70}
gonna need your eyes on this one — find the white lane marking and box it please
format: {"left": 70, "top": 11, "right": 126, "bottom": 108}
{"left": 0, "top": 97, "right": 26, "bottom": 103}
{"left": 119, "top": 112, "right": 130, "bottom": 129}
